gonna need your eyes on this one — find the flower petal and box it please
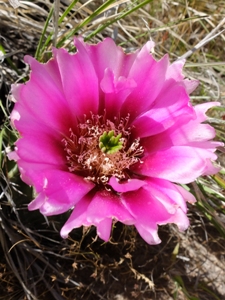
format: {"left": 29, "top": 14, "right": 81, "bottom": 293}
{"left": 28, "top": 192, "right": 46, "bottom": 210}
{"left": 61, "top": 190, "right": 134, "bottom": 240}
{"left": 15, "top": 134, "right": 66, "bottom": 166}
{"left": 96, "top": 218, "right": 112, "bottom": 241}
{"left": 135, "top": 146, "right": 217, "bottom": 184}
{"left": 144, "top": 178, "right": 191, "bottom": 213}
{"left": 132, "top": 81, "right": 194, "bottom": 137}
{"left": 108, "top": 177, "right": 146, "bottom": 193}
{"left": 74, "top": 38, "right": 140, "bottom": 80}
{"left": 60, "top": 193, "right": 92, "bottom": 238}
{"left": 121, "top": 186, "right": 172, "bottom": 244}
{"left": 11, "top": 57, "right": 76, "bottom": 135}
{"left": 29, "top": 170, "right": 94, "bottom": 215}
{"left": 121, "top": 54, "right": 169, "bottom": 120}
{"left": 166, "top": 59, "right": 185, "bottom": 81}
{"left": 53, "top": 44, "right": 99, "bottom": 119}
{"left": 135, "top": 223, "right": 161, "bottom": 244}
{"left": 100, "top": 68, "right": 137, "bottom": 116}
{"left": 121, "top": 186, "right": 172, "bottom": 225}
{"left": 87, "top": 190, "right": 134, "bottom": 224}
{"left": 166, "top": 208, "right": 190, "bottom": 231}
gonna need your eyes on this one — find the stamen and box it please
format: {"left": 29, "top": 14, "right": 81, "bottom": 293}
{"left": 62, "top": 114, "right": 144, "bottom": 185}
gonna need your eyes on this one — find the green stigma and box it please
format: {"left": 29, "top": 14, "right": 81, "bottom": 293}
{"left": 99, "top": 130, "right": 123, "bottom": 154}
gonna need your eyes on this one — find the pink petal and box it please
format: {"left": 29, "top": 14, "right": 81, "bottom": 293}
{"left": 175, "top": 185, "right": 196, "bottom": 204}
{"left": 165, "top": 59, "right": 199, "bottom": 94}
{"left": 121, "top": 186, "right": 173, "bottom": 244}
{"left": 166, "top": 208, "right": 190, "bottom": 231}
{"left": 31, "top": 170, "right": 94, "bottom": 215}
{"left": 53, "top": 45, "right": 99, "bottom": 119}
{"left": 15, "top": 134, "right": 66, "bottom": 166}
{"left": 7, "top": 150, "right": 19, "bottom": 161}
{"left": 145, "top": 178, "right": 189, "bottom": 213}
{"left": 132, "top": 81, "right": 194, "bottom": 137}
{"left": 166, "top": 59, "right": 185, "bottom": 81}
{"left": 135, "top": 223, "right": 161, "bottom": 244}
{"left": 87, "top": 190, "right": 134, "bottom": 224}
{"left": 24, "top": 55, "right": 63, "bottom": 91}
{"left": 121, "top": 54, "right": 169, "bottom": 120}
{"left": 61, "top": 190, "right": 134, "bottom": 240}
{"left": 108, "top": 177, "right": 146, "bottom": 193}
{"left": 194, "top": 102, "right": 221, "bottom": 122}
{"left": 121, "top": 186, "right": 172, "bottom": 225}
{"left": 100, "top": 68, "right": 137, "bottom": 116}
{"left": 183, "top": 79, "right": 199, "bottom": 94}
{"left": 96, "top": 218, "right": 112, "bottom": 241}
{"left": 28, "top": 192, "right": 46, "bottom": 210}
{"left": 134, "top": 146, "right": 217, "bottom": 184}
{"left": 141, "top": 101, "right": 223, "bottom": 153}
{"left": 15, "top": 159, "right": 64, "bottom": 191}
{"left": 201, "top": 158, "right": 222, "bottom": 175}
{"left": 74, "top": 38, "right": 140, "bottom": 80}
{"left": 11, "top": 58, "right": 76, "bottom": 135}
{"left": 60, "top": 193, "right": 92, "bottom": 238}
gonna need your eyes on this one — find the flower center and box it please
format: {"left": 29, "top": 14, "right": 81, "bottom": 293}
{"left": 62, "top": 114, "right": 143, "bottom": 185}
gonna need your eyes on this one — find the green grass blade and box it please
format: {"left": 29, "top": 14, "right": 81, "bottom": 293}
{"left": 35, "top": 6, "right": 54, "bottom": 60}
{"left": 58, "top": 0, "right": 80, "bottom": 25}
{"left": 85, "top": 0, "right": 154, "bottom": 41}
{"left": 56, "top": 0, "right": 116, "bottom": 48}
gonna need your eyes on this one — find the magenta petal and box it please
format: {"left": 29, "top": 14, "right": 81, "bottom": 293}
{"left": 100, "top": 68, "right": 137, "bottom": 116}
{"left": 24, "top": 55, "right": 63, "bottom": 91}
{"left": 166, "top": 59, "right": 185, "bottom": 81}
{"left": 166, "top": 208, "right": 190, "bottom": 231}
{"left": 165, "top": 59, "right": 199, "bottom": 94}
{"left": 145, "top": 178, "right": 189, "bottom": 213}
{"left": 11, "top": 58, "right": 76, "bottom": 135}
{"left": 135, "top": 223, "right": 161, "bottom": 245}
{"left": 109, "top": 177, "right": 146, "bottom": 192}
{"left": 121, "top": 54, "right": 169, "bottom": 120}
{"left": 132, "top": 105, "right": 194, "bottom": 138}
{"left": 38, "top": 170, "right": 94, "bottom": 215}
{"left": 74, "top": 38, "right": 139, "bottom": 81}
{"left": 121, "top": 186, "right": 172, "bottom": 243}
{"left": 131, "top": 81, "right": 194, "bottom": 137}
{"left": 15, "top": 135, "right": 66, "bottom": 166}
{"left": 28, "top": 192, "right": 46, "bottom": 210}
{"left": 61, "top": 190, "right": 134, "bottom": 240}
{"left": 121, "top": 182, "right": 192, "bottom": 243}
{"left": 96, "top": 218, "right": 112, "bottom": 241}
{"left": 135, "top": 146, "right": 217, "bottom": 184}
{"left": 100, "top": 68, "right": 136, "bottom": 94}
{"left": 53, "top": 45, "right": 99, "bottom": 119}
{"left": 121, "top": 186, "right": 172, "bottom": 224}
{"left": 171, "top": 102, "right": 221, "bottom": 144}
{"left": 87, "top": 190, "right": 134, "bottom": 224}
{"left": 15, "top": 160, "right": 64, "bottom": 191}
{"left": 60, "top": 194, "right": 92, "bottom": 238}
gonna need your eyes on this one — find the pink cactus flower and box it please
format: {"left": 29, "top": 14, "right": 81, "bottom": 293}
{"left": 10, "top": 38, "right": 222, "bottom": 244}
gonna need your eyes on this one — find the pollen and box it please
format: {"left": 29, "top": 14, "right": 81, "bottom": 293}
{"left": 62, "top": 114, "right": 144, "bottom": 185}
